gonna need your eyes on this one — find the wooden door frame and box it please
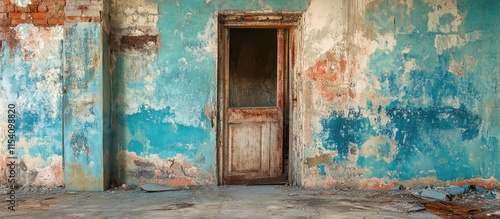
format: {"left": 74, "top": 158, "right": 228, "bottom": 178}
{"left": 216, "top": 11, "right": 303, "bottom": 185}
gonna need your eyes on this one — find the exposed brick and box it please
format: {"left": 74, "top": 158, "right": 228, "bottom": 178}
{"left": 2, "top": 19, "right": 12, "bottom": 26}
{"left": 48, "top": 17, "right": 65, "bottom": 25}
{"left": 32, "top": 19, "right": 48, "bottom": 25}
{"left": 11, "top": 19, "right": 30, "bottom": 25}
{"left": 0, "top": 4, "right": 6, "bottom": 13}
{"left": 38, "top": 5, "right": 47, "bottom": 12}
{"left": 77, "top": 5, "right": 89, "bottom": 10}
{"left": 58, "top": 0, "right": 66, "bottom": 6}
{"left": 29, "top": 5, "right": 38, "bottom": 12}
{"left": 31, "top": 12, "right": 50, "bottom": 19}
{"left": 0, "top": 13, "right": 6, "bottom": 19}
{"left": 14, "top": 6, "right": 30, "bottom": 13}
{"left": 7, "top": 4, "right": 15, "bottom": 13}
{"left": 31, "top": 0, "right": 40, "bottom": 5}
{"left": 8, "top": 12, "right": 23, "bottom": 19}
{"left": 66, "top": 16, "right": 100, "bottom": 23}
{"left": 121, "top": 35, "right": 159, "bottom": 50}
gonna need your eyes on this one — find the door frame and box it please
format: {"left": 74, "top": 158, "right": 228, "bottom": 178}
{"left": 216, "top": 11, "right": 303, "bottom": 185}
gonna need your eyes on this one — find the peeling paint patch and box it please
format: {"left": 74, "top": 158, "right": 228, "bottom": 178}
{"left": 120, "top": 35, "right": 159, "bottom": 51}
{"left": 425, "top": 0, "right": 462, "bottom": 33}
{"left": 11, "top": 0, "right": 31, "bottom": 7}
{"left": 306, "top": 154, "right": 333, "bottom": 168}
{"left": 116, "top": 151, "right": 213, "bottom": 187}
{"left": 303, "top": 0, "right": 499, "bottom": 189}
{"left": 1, "top": 24, "right": 63, "bottom": 187}
{"left": 67, "top": 162, "right": 101, "bottom": 191}
{"left": 360, "top": 135, "right": 398, "bottom": 163}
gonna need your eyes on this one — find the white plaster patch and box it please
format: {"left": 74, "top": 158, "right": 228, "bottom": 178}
{"left": 70, "top": 93, "right": 98, "bottom": 123}
{"left": 11, "top": 25, "right": 64, "bottom": 119}
{"left": 376, "top": 33, "right": 397, "bottom": 52}
{"left": 28, "top": 155, "right": 64, "bottom": 186}
{"left": 401, "top": 0, "right": 414, "bottom": 11}
{"left": 110, "top": 0, "right": 159, "bottom": 36}
{"left": 425, "top": 0, "right": 462, "bottom": 33}
{"left": 196, "top": 14, "right": 217, "bottom": 61}
{"left": 361, "top": 135, "right": 398, "bottom": 163}
{"left": 11, "top": 0, "right": 31, "bottom": 7}
{"left": 434, "top": 31, "right": 481, "bottom": 54}
{"left": 401, "top": 58, "right": 418, "bottom": 85}
{"left": 453, "top": 55, "right": 478, "bottom": 75}
{"left": 303, "top": 0, "right": 349, "bottom": 68}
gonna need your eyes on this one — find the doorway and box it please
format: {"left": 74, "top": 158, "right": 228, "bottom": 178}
{"left": 217, "top": 12, "right": 302, "bottom": 185}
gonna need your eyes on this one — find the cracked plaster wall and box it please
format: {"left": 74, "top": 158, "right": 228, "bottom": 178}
{"left": 301, "top": 0, "right": 500, "bottom": 189}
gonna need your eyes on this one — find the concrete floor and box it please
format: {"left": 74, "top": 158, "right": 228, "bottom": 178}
{"left": 1, "top": 185, "right": 497, "bottom": 218}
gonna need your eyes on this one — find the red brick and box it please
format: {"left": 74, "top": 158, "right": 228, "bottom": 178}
{"left": 7, "top": 4, "right": 15, "bottom": 13}
{"left": 31, "top": 12, "right": 50, "bottom": 19}
{"left": 11, "top": 19, "right": 30, "bottom": 25}
{"left": 38, "top": 5, "right": 47, "bottom": 12}
{"left": 48, "top": 17, "right": 64, "bottom": 25}
{"left": 0, "top": 13, "right": 6, "bottom": 19}
{"left": 31, "top": 0, "right": 40, "bottom": 5}
{"left": 0, "top": 4, "right": 6, "bottom": 13}
{"left": 14, "top": 6, "right": 30, "bottom": 13}
{"left": 32, "top": 19, "right": 48, "bottom": 25}
{"left": 58, "top": 0, "right": 65, "bottom": 6}
{"left": 8, "top": 12, "right": 23, "bottom": 19}
{"left": 3, "top": 19, "right": 12, "bottom": 26}
{"left": 29, "top": 5, "right": 38, "bottom": 12}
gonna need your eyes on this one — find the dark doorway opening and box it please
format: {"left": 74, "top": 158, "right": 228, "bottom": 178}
{"left": 217, "top": 12, "right": 302, "bottom": 186}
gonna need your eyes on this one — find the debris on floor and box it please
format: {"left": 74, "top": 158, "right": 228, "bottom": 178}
{"left": 422, "top": 201, "right": 482, "bottom": 217}
{"left": 488, "top": 191, "right": 500, "bottom": 200}
{"left": 412, "top": 184, "right": 500, "bottom": 218}
{"left": 420, "top": 189, "right": 451, "bottom": 201}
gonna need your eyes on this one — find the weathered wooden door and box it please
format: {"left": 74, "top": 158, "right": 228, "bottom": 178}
{"left": 222, "top": 28, "right": 286, "bottom": 184}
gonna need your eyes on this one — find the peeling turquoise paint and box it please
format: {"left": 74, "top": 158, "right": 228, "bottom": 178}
{"left": 317, "top": 164, "right": 326, "bottom": 176}
{"left": 63, "top": 23, "right": 110, "bottom": 191}
{"left": 314, "top": 0, "right": 500, "bottom": 185}
{"left": 112, "top": 0, "right": 307, "bottom": 185}
{"left": 1, "top": 24, "right": 64, "bottom": 186}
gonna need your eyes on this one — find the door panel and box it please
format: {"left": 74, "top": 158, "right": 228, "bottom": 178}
{"left": 223, "top": 28, "right": 285, "bottom": 184}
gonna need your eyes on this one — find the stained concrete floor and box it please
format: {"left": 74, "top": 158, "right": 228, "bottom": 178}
{"left": 1, "top": 185, "right": 499, "bottom": 218}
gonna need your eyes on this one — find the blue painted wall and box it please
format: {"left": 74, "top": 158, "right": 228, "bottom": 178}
{"left": 63, "top": 23, "right": 109, "bottom": 191}
{"left": 0, "top": 25, "right": 64, "bottom": 186}
{"left": 304, "top": 0, "right": 500, "bottom": 188}
{"left": 112, "top": 0, "right": 307, "bottom": 186}
{"left": 2, "top": 0, "right": 498, "bottom": 189}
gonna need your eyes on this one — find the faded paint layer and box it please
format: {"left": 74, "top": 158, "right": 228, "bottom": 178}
{"left": 63, "top": 22, "right": 109, "bottom": 191}
{"left": 0, "top": 25, "right": 64, "bottom": 187}
{"left": 111, "top": 0, "right": 307, "bottom": 186}
{"left": 302, "top": 0, "right": 500, "bottom": 189}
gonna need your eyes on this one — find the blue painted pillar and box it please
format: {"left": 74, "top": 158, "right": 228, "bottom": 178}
{"left": 63, "top": 22, "right": 111, "bottom": 191}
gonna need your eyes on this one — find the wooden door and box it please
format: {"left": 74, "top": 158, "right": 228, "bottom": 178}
{"left": 222, "top": 28, "right": 286, "bottom": 184}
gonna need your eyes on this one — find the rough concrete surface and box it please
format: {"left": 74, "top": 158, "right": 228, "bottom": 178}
{"left": 3, "top": 185, "right": 499, "bottom": 218}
